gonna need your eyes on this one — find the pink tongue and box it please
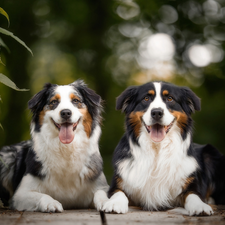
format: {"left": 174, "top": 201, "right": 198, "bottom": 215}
{"left": 150, "top": 124, "right": 166, "bottom": 142}
{"left": 59, "top": 123, "right": 75, "bottom": 144}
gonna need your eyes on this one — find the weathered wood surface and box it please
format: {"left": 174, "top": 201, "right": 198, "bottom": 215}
{"left": 1, "top": 206, "right": 225, "bottom": 225}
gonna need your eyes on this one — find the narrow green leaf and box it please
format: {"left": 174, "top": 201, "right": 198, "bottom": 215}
{"left": 0, "top": 37, "right": 10, "bottom": 53}
{"left": 0, "top": 123, "right": 3, "bottom": 130}
{"left": 0, "top": 57, "right": 5, "bottom": 66}
{"left": 0, "top": 7, "right": 10, "bottom": 27}
{"left": 0, "top": 73, "right": 29, "bottom": 91}
{"left": 0, "top": 27, "right": 33, "bottom": 56}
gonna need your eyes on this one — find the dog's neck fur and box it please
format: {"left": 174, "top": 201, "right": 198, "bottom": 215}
{"left": 31, "top": 120, "right": 101, "bottom": 178}
{"left": 118, "top": 122, "right": 197, "bottom": 210}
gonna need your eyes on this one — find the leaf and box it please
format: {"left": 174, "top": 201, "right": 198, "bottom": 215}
{"left": 0, "top": 37, "right": 10, "bottom": 53}
{"left": 0, "top": 57, "right": 5, "bottom": 66}
{"left": 0, "top": 73, "right": 29, "bottom": 91}
{"left": 0, "top": 27, "right": 33, "bottom": 56}
{"left": 0, "top": 7, "right": 10, "bottom": 27}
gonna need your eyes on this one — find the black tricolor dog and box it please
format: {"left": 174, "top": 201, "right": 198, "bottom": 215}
{"left": 0, "top": 80, "right": 109, "bottom": 212}
{"left": 101, "top": 81, "right": 225, "bottom": 216}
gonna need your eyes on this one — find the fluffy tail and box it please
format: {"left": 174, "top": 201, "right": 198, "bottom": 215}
{"left": 0, "top": 140, "right": 31, "bottom": 206}
{"left": 0, "top": 145, "right": 17, "bottom": 206}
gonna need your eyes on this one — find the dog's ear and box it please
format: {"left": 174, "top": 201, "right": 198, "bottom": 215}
{"left": 181, "top": 87, "right": 201, "bottom": 114}
{"left": 116, "top": 86, "right": 138, "bottom": 113}
{"left": 75, "top": 80, "right": 101, "bottom": 107}
{"left": 28, "top": 83, "right": 54, "bottom": 114}
{"left": 74, "top": 80, "right": 102, "bottom": 118}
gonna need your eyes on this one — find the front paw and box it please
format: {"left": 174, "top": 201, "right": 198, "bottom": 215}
{"left": 102, "top": 192, "right": 128, "bottom": 214}
{"left": 185, "top": 194, "right": 213, "bottom": 216}
{"left": 38, "top": 196, "right": 63, "bottom": 213}
{"left": 94, "top": 190, "right": 109, "bottom": 211}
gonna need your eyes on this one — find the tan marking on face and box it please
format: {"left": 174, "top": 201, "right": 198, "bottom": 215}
{"left": 39, "top": 106, "right": 50, "bottom": 126}
{"left": 129, "top": 112, "right": 144, "bottom": 138}
{"left": 70, "top": 93, "right": 83, "bottom": 108}
{"left": 39, "top": 110, "right": 45, "bottom": 126}
{"left": 170, "top": 111, "right": 188, "bottom": 133}
{"left": 49, "top": 94, "right": 61, "bottom": 110}
{"left": 148, "top": 90, "right": 155, "bottom": 95}
{"left": 50, "top": 94, "right": 61, "bottom": 102}
{"left": 163, "top": 90, "right": 169, "bottom": 96}
{"left": 70, "top": 93, "right": 81, "bottom": 101}
{"left": 79, "top": 108, "right": 92, "bottom": 137}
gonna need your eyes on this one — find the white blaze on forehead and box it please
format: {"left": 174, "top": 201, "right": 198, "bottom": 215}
{"left": 142, "top": 82, "right": 174, "bottom": 126}
{"left": 55, "top": 85, "right": 81, "bottom": 108}
{"left": 48, "top": 85, "right": 82, "bottom": 124}
{"left": 150, "top": 82, "right": 164, "bottom": 109}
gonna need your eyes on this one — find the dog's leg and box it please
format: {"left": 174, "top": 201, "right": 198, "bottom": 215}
{"left": 12, "top": 174, "right": 63, "bottom": 213}
{"left": 184, "top": 194, "right": 213, "bottom": 216}
{"left": 94, "top": 190, "right": 109, "bottom": 211}
{"left": 13, "top": 193, "right": 64, "bottom": 212}
{"left": 169, "top": 193, "right": 214, "bottom": 216}
{"left": 102, "top": 191, "right": 129, "bottom": 214}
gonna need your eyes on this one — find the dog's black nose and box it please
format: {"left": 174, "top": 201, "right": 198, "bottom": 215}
{"left": 60, "top": 109, "right": 72, "bottom": 120}
{"left": 151, "top": 108, "right": 164, "bottom": 121}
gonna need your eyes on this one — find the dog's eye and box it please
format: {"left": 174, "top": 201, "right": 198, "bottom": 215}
{"left": 144, "top": 96, "right": 149, "bottom": 102}
{"left": 50, "top": 100, "right": 58, "bottom": 105}
{"left": 72, "top": 99, "right": 80, "bottom": 104}
{"left": 167, "top": 96, "right": 173, "bottom": 102}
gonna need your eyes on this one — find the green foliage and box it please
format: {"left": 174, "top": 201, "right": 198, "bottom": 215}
{"left": 0, "top": 57, "right": 5, "bottom": 66}
{"left": 0, "top": 7, "right": 31, "bottom": 166}
{"left": 0, "top": 7, "right": 33, "bottom": 88}
{"left": 0, "top": 27, "right": 33, "bottom": 56}
{"left": 0, "top": 73, "right": 29, "bottom": 91}
{"left": 0, "top": 7, "right": 9, "bottom": 26}
{"left": 0, "top": 7, "right": 31, "bottom": 91}
{"left": 0, "top": 37, "right": 10, "bottom": 53}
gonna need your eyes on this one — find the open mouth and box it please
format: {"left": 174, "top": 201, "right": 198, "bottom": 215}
{"left": 144, "top": 119, "right": 175, "bottom": 142}
{"left": 51, "top": 119, "right": 80, "bottom": 144}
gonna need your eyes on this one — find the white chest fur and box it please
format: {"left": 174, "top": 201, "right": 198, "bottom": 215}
{"left": 31, "top": 123, "right": 101, "bottom": 209}
{"left": 118, "top": 125, "right": 197, "bottom": 210}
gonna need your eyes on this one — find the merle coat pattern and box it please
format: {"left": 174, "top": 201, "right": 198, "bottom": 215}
{"left": 0, "top": 80, "right": 109, "bottom": 212}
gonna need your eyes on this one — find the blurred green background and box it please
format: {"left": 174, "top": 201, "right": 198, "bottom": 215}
{"left": 0, "top": 0, "right": 225, "bottom": 182}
